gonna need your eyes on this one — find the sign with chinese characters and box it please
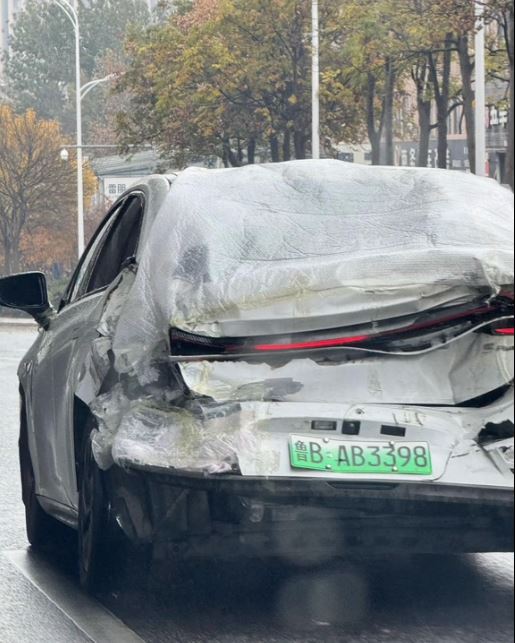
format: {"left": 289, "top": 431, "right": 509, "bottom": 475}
{"left": 102, "top": 176, "right": 146, "bottom": 201}
{"left": 487, "top": 105, "right": 508, "bottom": 129}
{"left": 396, "top": 140, "right": 469, "bottom": 171}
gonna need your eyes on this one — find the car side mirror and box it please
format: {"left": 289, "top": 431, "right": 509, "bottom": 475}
{"left": 0, "top": 272, "right": 54, "bottom": 329}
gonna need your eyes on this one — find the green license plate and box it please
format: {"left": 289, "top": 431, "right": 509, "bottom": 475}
{"left": 289, "top": 435, "right": 433, "bottom": 476}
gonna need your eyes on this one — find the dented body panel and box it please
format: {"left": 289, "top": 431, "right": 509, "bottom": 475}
{"left": 108, "top": 390, "right": 515, "bottom": 486}
{"left": 177, "top": 334, "right": 514, "bottom": 406}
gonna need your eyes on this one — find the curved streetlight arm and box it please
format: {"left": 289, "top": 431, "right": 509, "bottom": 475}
{"left": 54, "top": 0, "right": 78, "bottom": 30}
{"left": 80, "top": 75, "right": 116, "bottom": 101}
{"left": 52, "top": 2, "right": 115, "bottom": 258}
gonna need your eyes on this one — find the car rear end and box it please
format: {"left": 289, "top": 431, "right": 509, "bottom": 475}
{"left": 109, "top": 292, "right": 514, "bottom": 557}
{"left": 92, "top": 162, "right": 514, "bottom": 560}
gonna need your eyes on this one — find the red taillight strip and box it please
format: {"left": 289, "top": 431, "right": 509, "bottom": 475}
{"left": 252, "top": 304, "right": 502, "bottom": 352}
{"left": 171, "top": 302, "right": 513, "bottom": 357}
{"left": 495, "top": 328, "right": 515, "bottom": 336}
{"left": 253, "top": 335, "right": 370, "bottom": 352}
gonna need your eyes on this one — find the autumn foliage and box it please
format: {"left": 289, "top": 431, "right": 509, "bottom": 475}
{"left": 0, "top": 105, "right": 97, "bottom": 276}
{"left": 117, "top": 0, "right": 364, "bottom": 166}
{"left": 116, "top": 0, "right": 513, "bottom": 186}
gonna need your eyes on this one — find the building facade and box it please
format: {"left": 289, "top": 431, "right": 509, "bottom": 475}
{"left": 486, "top": 80, "right": 510, "bottom": 185}
{"left": 92, "top": 150, "right": 164, "bottom": 204}
{"left": 393, "top": 18, "right": 510, "bottom": 183}
{"left": 393, "top": 83, "right": 509, "bottom": 185}
{"left": 395, "top": 104, "right": 470, "bottom": 173}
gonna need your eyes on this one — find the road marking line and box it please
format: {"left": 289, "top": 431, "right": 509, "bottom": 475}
{"left": 4, "top": 549, "right": 146, "bottom": 643}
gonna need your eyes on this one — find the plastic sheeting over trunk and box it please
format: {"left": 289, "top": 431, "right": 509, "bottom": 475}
{"left": 112, "top": 161, "right": 513, "bottom": 375}
{"left": 78, "top": 162, "right": 514, "bottom": 476}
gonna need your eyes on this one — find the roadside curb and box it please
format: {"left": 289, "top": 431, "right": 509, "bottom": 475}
{"left": 0, "top": 317, "right": 37, "bottom": 328}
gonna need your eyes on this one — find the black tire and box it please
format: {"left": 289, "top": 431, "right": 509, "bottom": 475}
{"left": 78, "top": 426, "right": 113, "bottom": 592}
{"left": 78, "top": 421, "right": 154, "bottom": 594}
{"left": 19, "top": 402, "right": 69, "bottom": 551}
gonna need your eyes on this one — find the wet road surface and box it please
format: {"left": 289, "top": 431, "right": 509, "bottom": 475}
{"left": 0, "top": 324, "right": 513, "bottom": 642}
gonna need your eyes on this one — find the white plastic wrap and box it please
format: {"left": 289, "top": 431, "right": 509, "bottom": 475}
{"left": 110, "top": 400, "right": 264, "bottom": 474}
{"left": 113, "top": 160, "right": 514, "bottom": 374}
{"left": 83, "top": 161, "right": 514, "bottom": 475}
{"left": 90, "top": 384, "right": 133, "bottom": 470}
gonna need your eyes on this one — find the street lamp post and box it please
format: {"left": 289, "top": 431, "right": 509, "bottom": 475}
{"left": 53, "top": 0, "right": 85, "bottom": 257}
{"left": 53, "top": 1, "right": 116, "bottom": 258}
{"left": 475, "top": 1, "right": 487, "bottom": 177}
{"left": 312, "top": 0, "right": 320, "bottom": 160}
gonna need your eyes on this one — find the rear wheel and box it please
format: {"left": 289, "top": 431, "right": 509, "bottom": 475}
{"left": 19, "top": 402, "right": 69, "bottom": 551}
{"left": 78, "top": 426, "right": 113, "bottom": 592}
{"left": 78, "top": 424, "right": 152, "bottom": 593}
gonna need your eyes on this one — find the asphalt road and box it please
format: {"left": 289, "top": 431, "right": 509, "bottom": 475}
{"left": 0, "top": 324, "right": 514, "bottom": 643}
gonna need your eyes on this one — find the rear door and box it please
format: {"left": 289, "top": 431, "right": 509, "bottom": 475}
{"left": 29, "top": 194, "right": 146, "bottom": 511}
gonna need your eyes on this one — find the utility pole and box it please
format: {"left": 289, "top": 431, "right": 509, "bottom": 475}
{"left": 74, "top": 0, "right": 85, "bottom": 257}
{"left": 52, "top": 7, "right": 116, "bottom": 258}
{"left": 53, "top": 0, "right": 85, "bottom": 257}
{"left": 312, "top": 0, "right": 320, "bottom": 160}
{"left": 475, "top": 1, "right": 486, "bottom": 177}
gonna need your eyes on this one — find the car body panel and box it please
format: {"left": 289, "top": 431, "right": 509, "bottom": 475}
{"left": 29, "top": 294, "right": 105, "bottom": 507}
{"left": 111, "top": 395, "right": 514, "bottom": 488}
{"left": 177, "top": 333, "right": 515, "bottom": 406}
{"left": 18, "top": 175, "right": 172, "bottom": 512}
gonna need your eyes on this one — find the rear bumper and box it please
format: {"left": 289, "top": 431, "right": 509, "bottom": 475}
{"left": 107, "top": 465, "right": 514, "bottom": 555}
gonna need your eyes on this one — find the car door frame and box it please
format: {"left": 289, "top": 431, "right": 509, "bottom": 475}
{"left": 26, "top": 191, "right": 148, "bottom": 523}
{"left": 61, "top": 192, "right": 146, "bottom": 308}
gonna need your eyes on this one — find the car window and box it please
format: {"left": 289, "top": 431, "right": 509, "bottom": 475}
{"left": 64, "top": 200, "right": 126, "bottom": 306}
{"left": 82, "top": 195, "right": 145, "bottom": 296}
{"left": 63, "top": 194, "right": 145, "bottom": 306}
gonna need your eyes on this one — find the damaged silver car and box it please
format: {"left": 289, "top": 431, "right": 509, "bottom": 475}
{"left": 1, "top": 160, "right": 514, "bottom": 591}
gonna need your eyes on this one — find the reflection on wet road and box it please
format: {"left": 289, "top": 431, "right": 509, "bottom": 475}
{"left": 96, "top": 552, "right": 514, "bottom": 643}
{"left": 1, "top": 325, "right": 513, "bottom": 643}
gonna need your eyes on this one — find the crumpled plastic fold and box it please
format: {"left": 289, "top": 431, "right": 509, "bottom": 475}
{"left": 112, "top": 160, "right": 514, "bottom": 375}
{"left": 91, "top": 391, "right": 265, "bottom": 474}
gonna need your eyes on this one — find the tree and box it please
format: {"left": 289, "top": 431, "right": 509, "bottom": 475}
{"left": 4, "top": 0, "right": 149, "bottom": 137}
{"left": 107, "top": 0, "right": 514, "bottom": 177}
{"left": 117, "top": 0, "right": 364, "bottom": 165}
{"left": 87, "top": 49, "right": 134, "bottom": 145}
{"left": 410, "top": 56, "right": 434, "bottom": 167}
{"left": 383, "top": 0, "right": 475, "bottom": 170}
{"left": 429, "top": 32, "right": 455, "bottom": 169}
{"left": 335, "top": 0, "right": 407, "bottom": 165}
{"left": 435, "top": 0, "right": 476, "bottom": 172}
{"left": 456, "top": 30, "right": 476, "bottom": 172}
{"left": 0, "top": 105, "right": 96, "bottom": 275}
